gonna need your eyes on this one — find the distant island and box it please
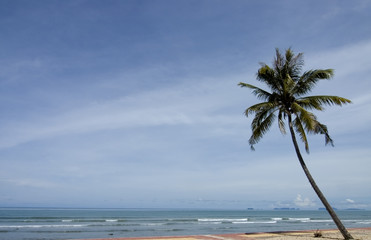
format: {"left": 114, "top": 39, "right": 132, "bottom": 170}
{"left": 273, "top": 208, "right": 300, "bottom": 210}
{"left": 318, "top": 208, "right": 365, "bottom": 211}
{"left": 245, "top": 208, "right": 367, "bottom": 211}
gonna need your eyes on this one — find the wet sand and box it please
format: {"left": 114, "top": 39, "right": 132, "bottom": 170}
{"left": 72, "top": 227, "right": 371, "bottom": 240}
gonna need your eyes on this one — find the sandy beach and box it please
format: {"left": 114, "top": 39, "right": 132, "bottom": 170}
{"left": 243, "top": 228, "right": 371, "bottom": 240}
{"left": 73, "top": 228, "right": 371, "bottom": 240}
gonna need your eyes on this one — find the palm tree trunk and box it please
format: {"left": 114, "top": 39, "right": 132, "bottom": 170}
{"left": 287, "top": 114, "right": 353, "bottom": 240}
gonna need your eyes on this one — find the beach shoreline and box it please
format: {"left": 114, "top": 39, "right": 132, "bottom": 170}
{"left": 71, "top": 227, "right": 371, "bottom": 240}
{"left": 2, "top": 208, "right": 370, "bottom": 240}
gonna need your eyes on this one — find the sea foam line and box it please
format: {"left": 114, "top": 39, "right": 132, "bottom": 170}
{"left": 234, "top": 221, "right": 277, "bottom": 224}
{"left": 356, "top": 221, "right": 371, "bottom": 224}
{"left": 288, "top": 218, "right": 311, "bottom": 221}
{"left": 198, "top": 218, "right": 248, "bottom": 222}
{"left": 0, "top": 224, "right": 86, "bottom": 228}
{"left": 60, "top": 219, "right": 125, "bottom": 223}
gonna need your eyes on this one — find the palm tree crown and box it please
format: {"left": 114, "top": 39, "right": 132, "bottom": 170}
{"left": 239, "top": 48, "right": 351, "bottom": 153}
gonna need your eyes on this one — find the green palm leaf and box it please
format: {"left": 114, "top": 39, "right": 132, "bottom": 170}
{"left": 238, "top": 82, "right": 271, "bottom": 101}
{"left": 249, "top": 110, "right": 276, "bottom": 150}
{"left": 313, "top": 121, "right": 334, "bottom": 146}
{"left": 256, "top": 65, "right": 282, "bottom": 92}
{"left": 244, "top": 102, "right": 275, "bottom": 118}
{"left": 293, "top": 117, "right": 310, "bottom": 153}
{"left": 291, "top": 103, "right": 317, "bottom": 132}
{"left": 293, "top": 69, "right": 334, "bottom": 96}
{"left": 298, "top": 95, "right": 351, "bottom": 108}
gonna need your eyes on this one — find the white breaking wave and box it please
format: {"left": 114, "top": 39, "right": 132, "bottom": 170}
{"left": 244, "top": 221, "right": 277, "bottom": 224}
{"left": 198, "top": 218, "right": 248, "bottom": 222}
{"left": 357, "top": 221, "right": 371, "bottom": 224}
{"left": 0, "top": 224, "right": 86, "bottom": 228}
{"left": 288, "top": 218, "right": 311, "bottom": 222}
{"left": 141, "top": 223, "right": 166, "bottom": 226}
{"left": 271, "top": 217, "right": 331, "bottom": 223}
{"left": 197, "top": 218, "right": 277, "bottom": 224}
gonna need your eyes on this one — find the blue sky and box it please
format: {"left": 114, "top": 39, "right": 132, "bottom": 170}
{"left": 1, "top": 0, "right": 371, "bottom": 209}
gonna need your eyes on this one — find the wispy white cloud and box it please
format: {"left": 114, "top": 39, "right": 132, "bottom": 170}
{"left": 0, "top": 73, "right": 246, "bottom": 149}
{"left": 1, "top": 178, "right": 57, "bottom": 189}
{"left": 306, "top": 39, "right": 371, "bottom": 84}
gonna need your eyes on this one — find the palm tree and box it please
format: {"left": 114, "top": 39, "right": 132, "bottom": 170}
{"left": 239, "top": 48, "right": 353, "bottom": 240}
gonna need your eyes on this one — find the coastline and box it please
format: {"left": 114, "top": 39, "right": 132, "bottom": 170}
{"left": 71, "top": 227, "right": 371, "bottom": 240}
{"left": 2, "top": 208, "right": 370, "bottom": 240}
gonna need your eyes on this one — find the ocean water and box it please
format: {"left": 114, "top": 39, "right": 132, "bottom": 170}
{"left": 0, "top": 208, "right": 371, "bottom": 240}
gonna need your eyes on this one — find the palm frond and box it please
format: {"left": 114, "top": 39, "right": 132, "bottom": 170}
{"left": 291, "top": 103, "right": 317, "bottom": 132}
{"left": 285, "top": 48, "right": 304, "bottom": 80}
{"left": 274, "top": 49, "right": 286, "bottom": 88}
{"left": 283, "top": 74, "right": 296, "bottom": 94}
{"left": 250, "top": 106, "right": 276, "bottom": 130}
{"left": 278, "top": 110, "right": 286, "bottom": 135}
{"left": 298, "top": 95, "right": 352, "bottom": 108}
{"left": 313, "top": 121, "right": 334, "bottom": 146}
{"left": 273, "top": 48, "right": 304, "bottom": 90}
{"left": 289, "top": 52, "right": 304, "bottom": 76}
{"left": 292, "top": 103, "right": 334, "bottom": 147}
{"left": 293, "top": 116, "right": 310, "bottom": 153}
{"left": 249, "top": 110, "right": 276, "bottom": 150}
{"left": 238, "top": 82, "right": 272, "bottom": 101}
{"left": 274, "top": 48, "right": 285, "bottom": 71}
{"left": 296, "top": 98, "right": 324, "bottom": 111}
{"left": 244, "top": 102, "right": 275, "bottom": 118}
{"left": 293, "top": 69, "right": 334, "bottom": 96}
{"left": 256, "top": 65, "right": 282, "bottom": 92}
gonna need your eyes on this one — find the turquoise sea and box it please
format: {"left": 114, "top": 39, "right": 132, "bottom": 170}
{"left": 0, "top": 208, "right": 371, "bottom": 240}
